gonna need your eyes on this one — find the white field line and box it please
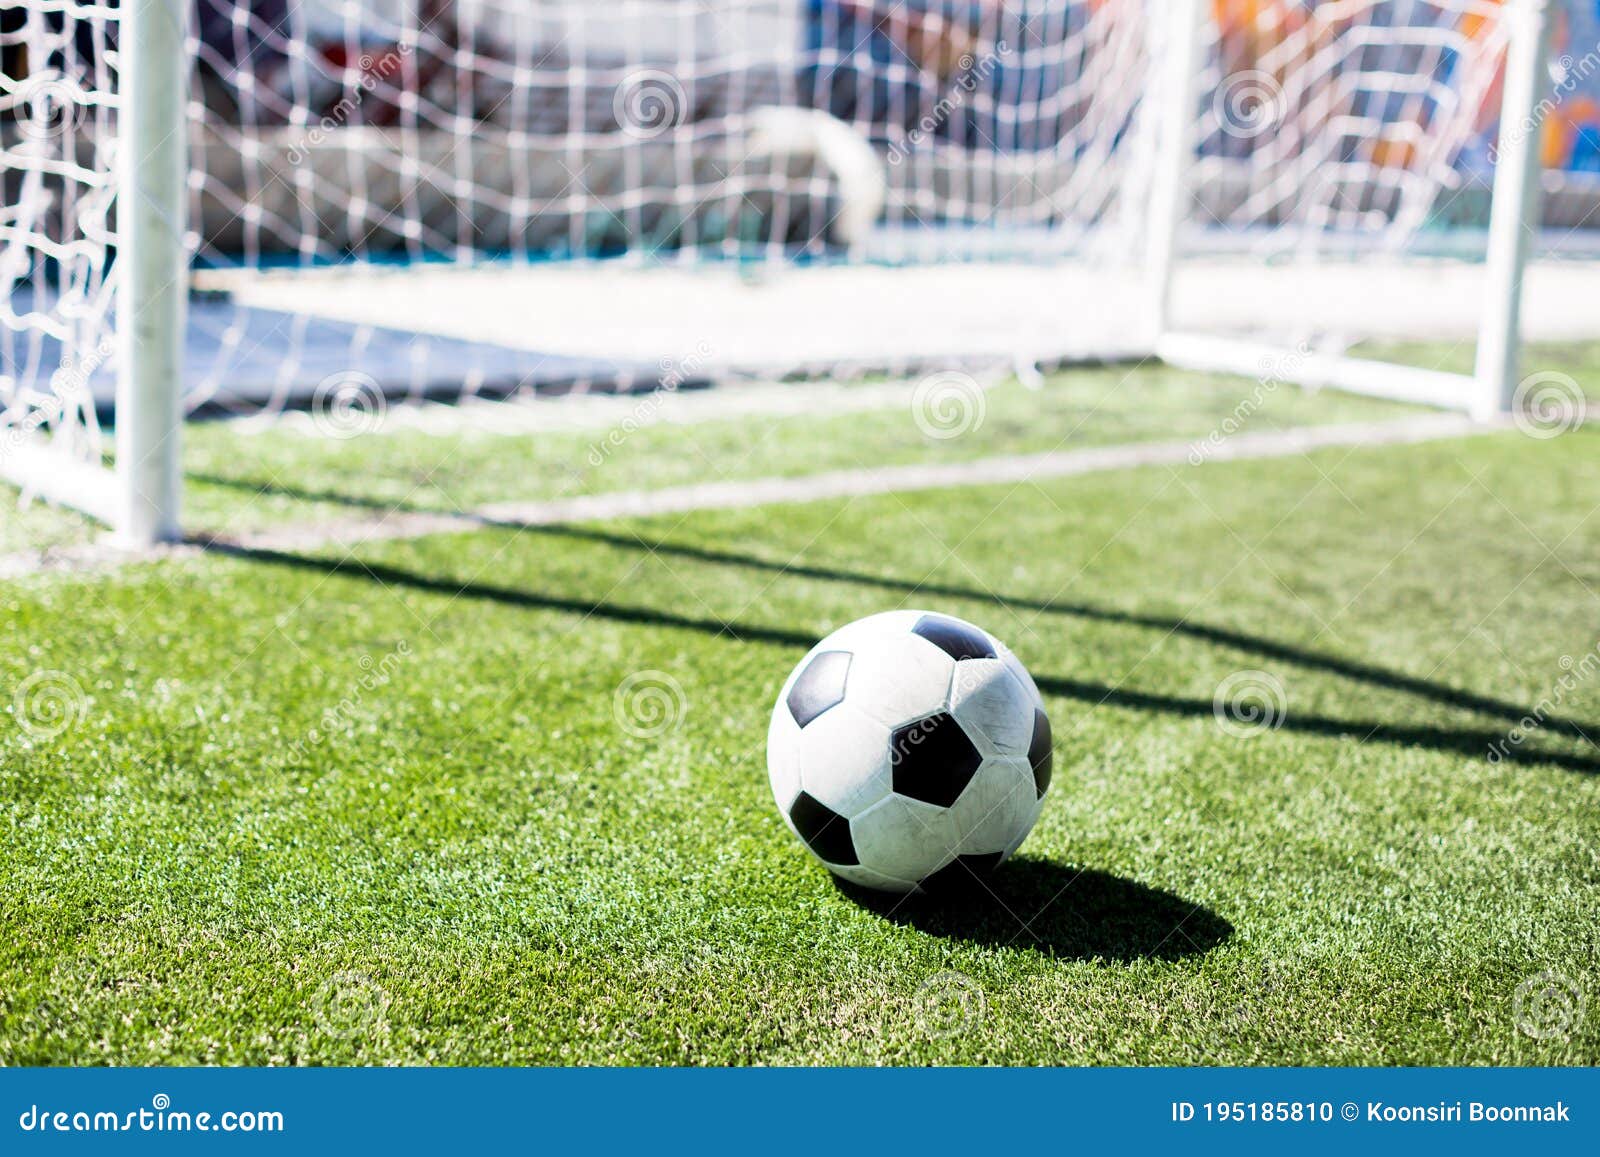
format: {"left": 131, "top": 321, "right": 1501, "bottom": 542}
{"left": 218, "top": 412, "right": 1493, "bottom": 555}
{"left": 0, "top": 413, "right": 1503, "bottom": 577}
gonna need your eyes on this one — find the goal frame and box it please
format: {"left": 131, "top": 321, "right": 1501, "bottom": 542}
{"left": 1149, "top": 0, "right": 1554, "bottom": 424}
{"left": 10, "top": 0, "right": 1554, "bottom": 549}
{"left": 0, "top": 0, "right": 186, "bottom": 546}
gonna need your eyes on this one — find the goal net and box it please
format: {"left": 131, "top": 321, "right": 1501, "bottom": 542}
{"left": 0, "top": 0, "right": 1574, "bottom": 543}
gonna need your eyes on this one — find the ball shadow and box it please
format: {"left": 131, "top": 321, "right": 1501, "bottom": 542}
{"left": 836, "top": 857, "right": 1233, "bottom": 962}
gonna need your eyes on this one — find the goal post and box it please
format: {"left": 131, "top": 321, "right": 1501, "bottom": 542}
{"left": 1143, "top": 0, "right": 1208, "bottom": 346}
{"left": 0, "top": 0, "right": 188, "bottom": 547}
{"left": 1473, "top": 0, "right": 1554, "bottom": 422}
{"left": 0, "top": 0, "right": 1573, "bottom": 549}
{"left": 115, "top": 0, "right": 187, "bottom": 547}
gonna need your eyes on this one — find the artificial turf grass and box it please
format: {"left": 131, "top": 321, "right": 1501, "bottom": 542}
{"left": 2, "top": 424, "right": 1598, "bottom": 1065}
{"left": 174, "top": 365, "right": 1416, "bottom": 536}
{"left": 0, "top": 499, "right": 98, "bottom": 559}
{"left": 1354, "top": 339, "right": 1600, "bottom": 397}
{"left": 7, "top": 338, "right": 1590, "bottom": 556}
{"left": 4, "top": 362, "right": 1411, "bottom": 559}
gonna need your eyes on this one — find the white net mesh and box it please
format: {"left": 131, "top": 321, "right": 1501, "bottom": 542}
{"left": 0, "top": 0, "right": 119, "bottom": 479}
{"left": 1191, "top": 0, "right": 1513, "bottom": 253}
{"left": 175, "top": 0, "right": 1164, "bottom": 413}
{"left": 185, "top": 1, "right": 1151, "bottom": 261}
{"left": 1, "top": 0, "right": 1582, "bottom": 499}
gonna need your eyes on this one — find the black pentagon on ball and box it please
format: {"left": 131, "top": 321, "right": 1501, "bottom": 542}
{"left": 788, "top": 790, "right": 858, "bottom": 865}
{"left": 918, "top": 852, "right": 1007, "bottom": 895}
{"left": 890, "top": 712, "right": 983, "bottom": 808}
{"left": 1028, "top": 708, "right": 1053, "bottom": 799}
{"left": 787, "top": 650, "right": 851, "bottom": 728}
{"left": 912, "top": 613, "right": 997, "bottom": 662}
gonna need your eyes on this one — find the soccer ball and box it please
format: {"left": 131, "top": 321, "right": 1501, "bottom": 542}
{"left": 767, "top": 610, "right": 1053, "bottom": 894}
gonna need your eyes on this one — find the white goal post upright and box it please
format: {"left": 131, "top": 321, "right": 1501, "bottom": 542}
{"left": 1474, "top": 0, "right": 1554, "bottom": 421}
{"left": 1143, "top": 0, "right": 1206, "bottom": 345}
{"left": 114, "top": 0, "right": 187, "bottom": 547}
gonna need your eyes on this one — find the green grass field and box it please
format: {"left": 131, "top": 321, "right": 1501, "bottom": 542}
{"left": 2, "top": 356, "right": 1597, "bottom": 1065}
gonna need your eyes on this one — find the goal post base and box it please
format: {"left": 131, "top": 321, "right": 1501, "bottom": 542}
{"left": 1156, "top": 332, "right": 1482, "bottom": 415}
{"left": 0, "top": 443, "right": 121, "bottom": 527}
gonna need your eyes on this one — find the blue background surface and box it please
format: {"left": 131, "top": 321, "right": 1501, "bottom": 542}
{"left": 3, "top": 1067, "right": 1596, "bottom": 1154}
